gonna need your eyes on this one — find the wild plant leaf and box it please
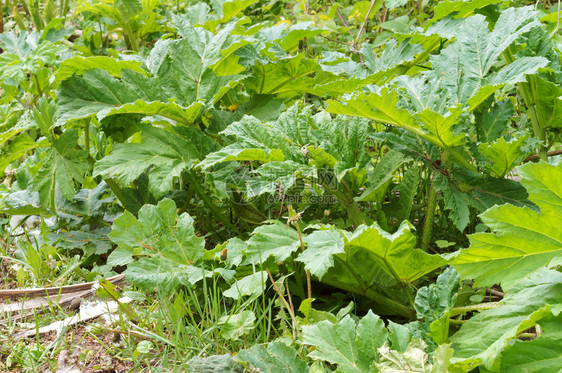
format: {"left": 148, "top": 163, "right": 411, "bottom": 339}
{"left": 498, "top": 314, "right": 562, "bottom": 372}
{"left": 327, "top": 89, "right": 420, "bottom": 133}
{"left": 223, "top": 271, "right": 267, "bottom": 299}
{"left": 534, "top": 76, "right": 562, "bottom": 129}
{"left": 477, "top": 135, "right": 530, "bottom": 177}
{"left": 198, "top": 115, "right": 296, "bottom": 170}
{"left": 434, "top": 174, "right": 471, "bottom": 231}
{"left": 147, "top": 26, "right": 242, "bottom": 103}
{"left": 204, "top": 0, "right": 259, "bottom": 31}
{"left": 452, "top": 162, "right": 562, "bottom": 289}
{"left": 55, "top": 56, "right": 146, "bottom": 81}
{"left": 56, "top": 69, "right": 202, "bottom": 126}
{"left": 450, "top": 268, "right": 562, "bottom": 371}
{"left": 415, "top": 267, "right": 460, "bottom": 344}
{"left": 327, "top": 90, "right": 474, "bottom": 170}
{"left": 242, "top": 221, "right": 300, "bottom": 265}
{"left": 362, "top": 39, "right": 424, "bottom": 83}
{"left": 431, "top": 7, "right": 541, "bottom": 104}
{"left": 431, "top": 0, "right": 501, "bottom": 23}
{"left": 346, "top": 221, "right": 447, "bottom": 284}
{"left": 33, "top": 130, "right": 88, "bottom": 211}
{"left": 0, "top": 134, "right": 40, "bottom": 178}
{"left": 218, "top": 310, "right": 256, "bottom": 340}
{"left": 0, "top": 189, "right": 43, "bottom": 215}
{"left": 475, "top": 99, "right": 514, "bottom": 143}
{"left": 49, "top": 229, "right": 112, "bottom": 256}
{"left": 94, "top": 125, "right": 200, "bottom": 198}
{"left": 185, "top": 354, "right": 244, "bottom": 373}
{"left": 58, "top": 25, "right": 243, "bottom": 125}
{"left": 278, "top": 22, "right": 327, "bottom": 52}
{"left": 107, "top": 199, "right": 206, "bottom": 294}
{"left": 435, "top": 170, "right": 532, "bottom": 231}
{"left": 302, "top": 311, "right": 387, "bottom": 373}
{"left": 414, "top": 106, "right": 465, "bottom": 148}
{"left": 237, "top": 342, "right": 309, "bottom": 373}
{"left": 387, "top": 321, "right": 413, "bottom": 353}
{"left": 296, "top": 228, "right": 345, "bottom": 280}
{"left": 0, "top": 31, "right": 67, "bottom": 84}
{"left": 395, "top": 166, "right": 419, "bottom": 223}
{"left": 357, "top": 150, "right": 409, "bottom": 202}
{"left": 374, "top": 340, "right": 431, "bottom": 373}
{"left": 55, "top": 181, "right": 113, "bottom": 217}
{"left": 198, "top": 146, "right": 285, "bottom": 170}
{"left": 415, "top": 267, "right": 460, "bottom": 322}
{"left": 244, "top": 54, "right": 320, "bottom": 97}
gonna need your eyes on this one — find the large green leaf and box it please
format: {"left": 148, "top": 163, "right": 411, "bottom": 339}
{"left": 93, "top": 125, "right": 200, "bottom": 198}
{"left": 296, "top": 228, "right": 345, "bottom": 280}
{"left": 56, "top": 69, "right": 202, "bottom": 126}
{"left": 55, "top": 56, "right": 146, "bottom": 81}
{"left": 362, "top": 39, "right": 424, "bottom": 82}
{"left": 431, "top": 7, "right": 542, "bottom": 104}
{"left": 452, "top": 162, "right": 562, "bottom": 289}
{"left": 218, "top": 310, "right": 256, "bottom": 340}
{"left": 244, "top": 54, "right": 321, "bottom": 97}
{"left": 107, "top": 199, "right": 207, "bottom": 294}
{"left": 223, "top": 271, "right": 267, "bottom": 299}
{"left": 414, "top": 267, "right": 460, "bottom": 344}
{"left": 357, "top": 150, "right": 409, "bottom": 202}
{"left": 346, "top": 221, "right": 447, "bottom": 284}
{"left": 148, "top": 24, "right": 244, "bottom": 100}
{"left": 534, "top": 76, "right": 562, "bottom": 129}
{"left": 434, "top": 169, "right": 532, "bottom": 232}
{"left": 237, "top": 342, "right": 309, "bottom": 373}
{"left": 204, "top": 0, "right": 259, "bottom": 31}
{"left": 242, "top": 221, "right": 300, "bottom": 265}
{"left": 497, "top": 313, "right": 562, "bottom": 372}
{"left": 302, "top": 311, "right": 387, "bottom": 373}
{"left": 33, "top": 130, "right": 89, "bottom": 211}
{"left": 477, "top": 135, "right": 530, "bottom": 177}
{"left": 373, "top": 340, "right": 432, "bottom": 373}
{"left": 450, "top": 267, "right": 562, "bottom": 371}
{"left": 475, "top": 99, "right": 514, "bottom": 143}
{"left": 57, "top": 25, "right": 243, "bottom": 126}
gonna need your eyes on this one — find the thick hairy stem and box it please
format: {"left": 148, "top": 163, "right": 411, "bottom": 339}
{"left": 421, "top": 174, "right": 437, "bottom": 252}
{"left": 450, "top": 302, "right": 501, "bottom": 317}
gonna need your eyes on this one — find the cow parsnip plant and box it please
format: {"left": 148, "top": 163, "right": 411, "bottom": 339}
{"left": 1, "top": 0, "right": 561, "bottom": 371}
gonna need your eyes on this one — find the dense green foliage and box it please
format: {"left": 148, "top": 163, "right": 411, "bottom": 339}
{"left": 1, "top": 0, "right": 561, "bottom": 371}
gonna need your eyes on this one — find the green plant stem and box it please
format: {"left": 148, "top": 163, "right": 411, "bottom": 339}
{"left": 449, "top": 301, "right": 501, "bottom": 317}
{"left": 60, "top": 0, "right": 69, "bottom": 19}
{"left": 122, "top": 21, "right": 139, "bottom": 52}
{"left": 294, "top": 221, "right": 312, "bottom": 299}
{"left": 84, "top": 120, "right": 90, "bottom": 154}
{"left": 320, "top": 271, "right": 415, "bottom": 319}
{"left": 421, "top": 174, "right": 437, "bottom": 252}
{"left": 354, "top": 0, "right": 381, "bottom": 45}
{"left": 33, "top": 74, "right": 43, "bottom": 98}
{"left": 266, "top": 268, "right": 296, "bottom": 340}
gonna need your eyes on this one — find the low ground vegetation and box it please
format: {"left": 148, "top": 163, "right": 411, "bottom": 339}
{"left": 1, "top": 0, "right": 561, "bottom": 371}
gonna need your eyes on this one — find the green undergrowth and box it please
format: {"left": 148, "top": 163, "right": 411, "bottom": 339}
{"left": 1, "top": 0, "right": 561, "bottom": 371}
